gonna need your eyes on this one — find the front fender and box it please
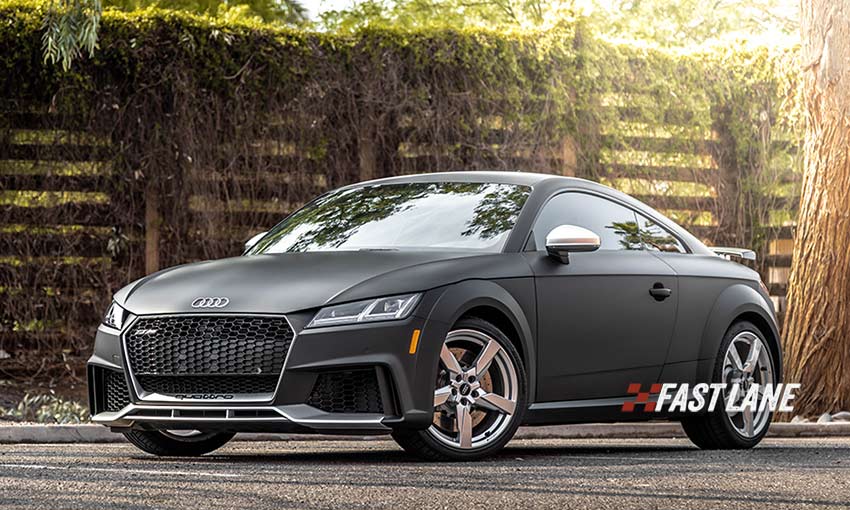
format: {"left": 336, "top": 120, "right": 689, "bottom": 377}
{"left": 419, "top": 279, "right": 536, "bottom": 409}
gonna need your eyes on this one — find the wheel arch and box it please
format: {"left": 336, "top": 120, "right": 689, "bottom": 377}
{"left": 426, "top": 280, "right": 536, "bottom": 403}
{"left": 459, "top": 305, "right": 524, "bottom": 363}
{"left": 697, "top": 283, "right": 782, "bottom": 383}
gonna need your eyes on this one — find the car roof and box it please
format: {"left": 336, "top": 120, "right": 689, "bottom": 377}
{"left": 345, "top": 171, "right": 646, "bottom": 213}
{"left": 347, "top": 171, "right": 580, "bottom": 188}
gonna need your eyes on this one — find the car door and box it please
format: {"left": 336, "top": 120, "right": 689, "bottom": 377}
{"left": 525, "top": 191, "right": 678, "bottom": 402}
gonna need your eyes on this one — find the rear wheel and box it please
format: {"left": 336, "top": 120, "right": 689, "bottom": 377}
{"left": 123, "top": 429, "right": 235, "bottom": 456}
{"left": 682, "top": 320, "right": 776, "bottom": 449}
{"left": 392, "top": 317, "right": 526, "bottom": 461}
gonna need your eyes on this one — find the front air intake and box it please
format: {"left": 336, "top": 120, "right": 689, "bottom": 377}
{"left": 306, "top": 369, "right": 384, "bottom": 414}
{"left": 89, "top": 366, "right": 131, "bottom": 414}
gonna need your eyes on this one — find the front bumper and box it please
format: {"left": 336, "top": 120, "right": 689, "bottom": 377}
{"left": 87, "top": 290, "right": 448, "bottom": 433}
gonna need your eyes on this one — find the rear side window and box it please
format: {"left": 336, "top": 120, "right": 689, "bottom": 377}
{"left": 636, "top": 213, "right": 687, "bottom": 253}
{"left": 531, "top": 192, "right": 642, "bottom": 251}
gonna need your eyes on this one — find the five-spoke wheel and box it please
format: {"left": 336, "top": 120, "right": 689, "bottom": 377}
{"left": 682, "top": 320, "right": 777, "bottom": 449}
{"left": 722, "top": 331, "right": 774, "bottom": 438}
{"left": 392, "top": 317, "right": 526, "bottom": 460}
{"left": 428, "top": 329, "right": 519, "bottom": 449}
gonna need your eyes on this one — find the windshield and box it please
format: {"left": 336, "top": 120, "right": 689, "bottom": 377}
{"left": 248, "top": 182, "right": 531, "bottom": 254}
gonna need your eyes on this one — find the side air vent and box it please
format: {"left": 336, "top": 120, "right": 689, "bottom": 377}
{"left": 306, "top": 369, "right": 384, "bottom": 414}
{"left": 89, "top": 366, "right": 132, "bottom": 414}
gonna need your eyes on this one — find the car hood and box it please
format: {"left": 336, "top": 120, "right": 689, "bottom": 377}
{"left": 115, "top": 251, "right": 531, "bottom": 316}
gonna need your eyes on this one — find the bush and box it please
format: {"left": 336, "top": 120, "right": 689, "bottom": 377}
{"left": 0, "top": 393, "right": 90, "bottom": 423}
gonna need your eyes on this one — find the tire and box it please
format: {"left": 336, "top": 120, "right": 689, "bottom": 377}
{"left": 392, "top": 317, "right": 527, "bottom": 461}
{"left": 681, "top": 320, "right": 776, "bottom": 449}
{"left": 123, "top": 429, "right": 235, "bottom": 456}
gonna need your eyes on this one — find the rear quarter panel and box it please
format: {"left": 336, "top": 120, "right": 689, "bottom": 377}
{"left": 655, "top": 253, "right": 779, "bottom": 384}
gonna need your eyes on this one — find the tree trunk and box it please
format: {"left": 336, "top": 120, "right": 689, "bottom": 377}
{"left": 782, "top": 0, "right": 850, "bottom": 416}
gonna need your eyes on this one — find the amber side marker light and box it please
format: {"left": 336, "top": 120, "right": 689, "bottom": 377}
{"left": 409, "top": 329, "right": 421, "bottom": 354}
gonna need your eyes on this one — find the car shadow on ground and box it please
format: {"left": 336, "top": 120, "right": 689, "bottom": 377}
{"left": 129, "top": 442, "right": 698, "bottom": 465}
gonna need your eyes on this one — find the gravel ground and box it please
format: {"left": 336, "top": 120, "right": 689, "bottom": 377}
{"left": 0, "top": 437, "right": 848, "bottom": 509}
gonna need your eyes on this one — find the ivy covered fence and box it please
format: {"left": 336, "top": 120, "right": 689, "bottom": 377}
{"left": 0, "top": 0, "right": 800, "bottom": 377}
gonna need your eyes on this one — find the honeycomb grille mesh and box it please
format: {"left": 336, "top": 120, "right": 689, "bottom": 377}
{"left": 103, "top": 369, "right": 131, "bottom": 412}
{"left": 125, "top": 315, "right": 293, "bottom": 395}
{"left": 306, "top": 370, "right": 383, "bottom": 414}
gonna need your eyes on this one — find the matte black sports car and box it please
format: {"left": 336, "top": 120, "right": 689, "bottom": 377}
{"left": 88, "top": 172, "right": 781, "bottom": 460}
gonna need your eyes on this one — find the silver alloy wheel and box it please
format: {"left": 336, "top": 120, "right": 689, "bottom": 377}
{"left": 427, "top": 329, "right": 519, "bottom": 450}
{"left": 722, "top": 331, "right": 774, "bottom": 438}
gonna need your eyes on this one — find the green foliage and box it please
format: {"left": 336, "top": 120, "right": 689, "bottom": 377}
{"left": 1, "top": 393, "right": 90, "bottom": 423}
{"left": 319, "top": 0, "right": 575, "bottom": 32}
{"left": 319, "top": 0, "right": 796, "bottom": 47}
{"left": 41, "top": 0, "right": 102, "bottom": 71}
{"left": 585, "top": 0, "right": 796, "bottom": 47}
{"left": 104, "top": 0, "right": 308, "bottom": 25}
{"left": 35, "top": 0, "right": 307, "bottom": 71}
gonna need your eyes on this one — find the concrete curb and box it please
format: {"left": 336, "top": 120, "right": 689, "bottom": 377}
{"left": 2, "top": 422, "right": 849, "bottom": 444}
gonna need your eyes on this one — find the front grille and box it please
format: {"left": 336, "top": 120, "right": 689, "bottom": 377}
{"left": 307, "top": 369, "right": 384, "bottom": 414}
{"left": 125, "top": 315, "right": 294, "bottom": 396}
{"left": 103, "top": 369, "right": 131, "bottom": 412}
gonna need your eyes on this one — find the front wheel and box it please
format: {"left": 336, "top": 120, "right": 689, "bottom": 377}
{"left": 123, "top": 429, "right": 235, "bottom": 456}
{"left": 392, "top": 317, "right": 527, "bottom": 461}
{"left": 681, "top": 320, "right": 777, "bottom": 449}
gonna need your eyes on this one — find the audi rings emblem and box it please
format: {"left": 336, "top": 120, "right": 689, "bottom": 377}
{"left": 191, "top": 297, "right": 230, "bottom": 308}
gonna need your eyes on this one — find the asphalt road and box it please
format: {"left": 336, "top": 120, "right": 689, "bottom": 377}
{"left": 0, "top": 437, "right": 848, "bottom": 509}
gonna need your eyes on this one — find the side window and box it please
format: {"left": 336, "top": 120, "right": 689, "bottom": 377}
{"left": 636, "top": 214, "right": 687, "bottom": 253}
{"left": 532, "top": 192, "right": 642, "bottom": 251}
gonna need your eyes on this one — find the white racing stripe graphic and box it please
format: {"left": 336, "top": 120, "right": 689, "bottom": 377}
{"left": 0, "top": 463, "right": 241, "bottom": 478}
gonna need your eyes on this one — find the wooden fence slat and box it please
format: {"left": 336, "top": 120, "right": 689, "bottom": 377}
{"left": 189, "top": 210, "right": 290, "bottom": 228}
{"left": 767, "top": 283, "right": 788, "bottom": 295}
{"left": 0, "top": 144, "right": 111, "bottom": 161}
{"left": 636, "top": 195, "right": 799, "bottom": 212}
{"left": 612, "top": 106, "right": 697, "bottom": 126}
{"left": 0, "top": 261, "right": 112, "bottom": 288}
{"left": 0, "top": 331, "right": 72, "bottom": 350}
{"left": 0, "top": 112, "right": 86, "bottom": 130}
{"left": 0, "top": 292, "right": 102, "bottom": 318}
{"left": 765, "top": 254, "right": 793, "bottom": 266}
{"left": 0, "top": 232, "right": 137, "bottom": 258}
{"left": 189, "top": 181, "right": 311, "bottom": 202}
{"left": 0, "top": 203, "right": 113, "bottom": 226}
{"left": 633, "top": 194, "right": 718, "bottom": 210}
{"left": 0, "top": 174, "right": 106, "bottom": 192}
{"left": 759, "top": 226, "right": 795, "bottom": 238}
{"left": 600, "top": 135, "right": 715, "bottom": 154}
{"left": 603, "top": 164, "right": 717, "bottom": 182}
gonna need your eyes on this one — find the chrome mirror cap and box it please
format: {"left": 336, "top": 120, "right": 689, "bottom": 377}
{"left": 243, "top": 231, "right": 268, "bottom": 253}
{"left": 545, "top": 225, "right": 601, "bottom": 264}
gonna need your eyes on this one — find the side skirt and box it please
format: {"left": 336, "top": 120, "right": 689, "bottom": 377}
{"left": 522, "top": 396, "right": 689, "bottom": 425}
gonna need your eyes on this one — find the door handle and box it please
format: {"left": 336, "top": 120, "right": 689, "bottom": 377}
{"left": 649, "top": 283, "right": 672, "bottom": 301}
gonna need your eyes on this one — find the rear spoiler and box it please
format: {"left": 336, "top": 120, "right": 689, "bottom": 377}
{"left": 712, "top": 247, "right": 756, "bottom": 261}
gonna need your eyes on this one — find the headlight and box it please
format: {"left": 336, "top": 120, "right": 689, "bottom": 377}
{"left": 102, "top": 301, "right": 127, "bottom": 330}
{"left": 307, "top": 293, "right": 421, "bottom": 329}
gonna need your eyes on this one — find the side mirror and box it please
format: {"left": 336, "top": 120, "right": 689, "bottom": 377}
{"left": 243, "top": 231, "right": 268, "bottom": 253}
{"left": 545, "top": 225, "right": 600, "bottom": 264}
